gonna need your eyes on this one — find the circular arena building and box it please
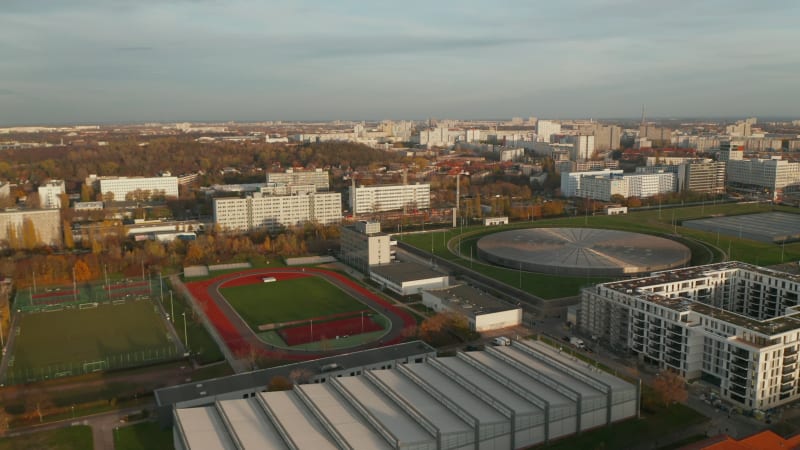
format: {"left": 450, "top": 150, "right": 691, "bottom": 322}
{"left": 476, "top": 228, "right": 691, "bottom": 277}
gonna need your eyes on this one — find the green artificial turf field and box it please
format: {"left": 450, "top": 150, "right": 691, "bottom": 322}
{"left": 6, "top": 299, "right": 178, "bottom": 384}
{"left": 220, "top": 276, "right": 369, "bottom": 330}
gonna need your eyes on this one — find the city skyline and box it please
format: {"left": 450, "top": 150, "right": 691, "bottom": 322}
{"left": 2, "top": 0, "right": 799, "bottom": 125}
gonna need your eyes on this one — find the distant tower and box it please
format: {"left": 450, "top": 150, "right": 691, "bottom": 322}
{"left": 641, "top": 104, "right": 646, "bottom": 126}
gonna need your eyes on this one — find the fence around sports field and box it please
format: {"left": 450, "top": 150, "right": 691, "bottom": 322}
{"left": 2, "top": 294, "right": 181, "bottom": 385}
{"left": 13, "top": 278, "right": 159, "bottom": 314}
{"left": 4, "top": 345, "right": 181, "bottom": 385}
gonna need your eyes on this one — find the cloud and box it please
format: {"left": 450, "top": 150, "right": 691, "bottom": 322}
{"left": 114, "top": 47, "right": 154, "bottom": 52}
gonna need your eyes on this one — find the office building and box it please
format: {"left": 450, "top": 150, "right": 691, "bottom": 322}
{"left": 339, "top": 220, "right": 392, "bottom": 274}
{"left": 560, "top": 169, "right": 623, "bottom": 198}
{"left": 96, "top": 175, "right": 179, "bottom": 202}
{"left": 678, "top": 161, "right": 727, "bottom": 194}
{"left": 349, "top": 183, "right": 430, "bottom": 215}
{"left": 37, "top": 180, "right": 66, "bottom": 209}
{"left": 718, "top": 141, "right": 744, "bottom": 162}
{"left": 265, "top": 168, "right": 330, "bottom": 191}
{"left": 581, "top": 262, "right": 800, "bottom": 410}
{"left": 213, "top": 191, "right": 342, "bottom": 233}
{"left": 726, "top": 157, "right": 800, "bottom": 200}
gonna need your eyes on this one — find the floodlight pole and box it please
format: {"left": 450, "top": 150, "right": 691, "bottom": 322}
{"left": 310, "top": 319, "right": 313, "bottom": 341}
{"left": 182, "top": 312, "right": 188, "bottom": 350}
{"left": 72, "top": 267, "right": 77, "bottom": 303}
{"left": 170, "top": 291, "right": 174, "bottom": 323}
{"left": 361, "top": 311, "right": 364, "bottom": 334}
{"left": 32, "top": 270, "right": 37, "bottom": 294}
{"left": 159, "top": 272, "right": 163, "bottom": 303}
{"left": 0, "top": 312, "right": 5, "bottom": 349}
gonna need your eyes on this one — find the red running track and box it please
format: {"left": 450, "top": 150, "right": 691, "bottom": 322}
{"left": 185, "top": 267, "right": 416, "bottom": 361}
{"left": 279, "top": 316, "right": 383, "bottom": 346}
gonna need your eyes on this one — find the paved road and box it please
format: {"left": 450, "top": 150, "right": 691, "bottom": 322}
{"left": 191, "top": 267, "right": 415, "bottom": 365}
{"left": 4, "top": 404, "right": 153, "bottom": 450}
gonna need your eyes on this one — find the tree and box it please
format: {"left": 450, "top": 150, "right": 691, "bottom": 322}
{"left": 63, "top": 220, "right": 74, "bottom": 249}
{"left": 267, "top": 375, "right": 294, "bottom": 392}
{"left": 73, "top": 260, "right": 93, "bottom": 282}
{"left": 21, "top": 218, "right": 39, "bottom": 250}
{"left": 652, "top": 369, "right": 688, "bottom": 407}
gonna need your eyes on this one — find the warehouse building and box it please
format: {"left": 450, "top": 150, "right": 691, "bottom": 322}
{"left": 580, "top": 262, "right": 800, "bottom": 410}
{"left": 170, "top": 340, "right": 638, "bottom": 449}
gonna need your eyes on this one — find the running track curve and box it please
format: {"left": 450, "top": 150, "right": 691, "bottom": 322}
{"left": 186, "top": 267, "right": 416, "bottom": 362}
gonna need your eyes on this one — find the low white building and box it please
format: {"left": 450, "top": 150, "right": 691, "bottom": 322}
{"left": 483, "top": 216, "right": 509, "bottom": 226}
{"left": 422, "top": 284, "right": 522, "bottom": 331}
{"left": 369, "top": 261, "right": 448, "bottom": 296}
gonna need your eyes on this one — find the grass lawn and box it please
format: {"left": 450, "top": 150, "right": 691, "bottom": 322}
{"left": 8, "top": 300, "right": 178, "bottom": 384}
{"left": 165, "top": 285, "right": 225, "bottom": 365}
{"left": 0, "top": 425, "right": 93, "bottom": 450}
{"left": 114, "top": 421, "right": 174, "bottom": 450}
{"left": 221, "top": 276, "right": 368, "bottom": 329}
{"left": 539, "top": 403, "right": 708, "bottom": 449}
{"left": 399, "top": 203, "right": 800, "bottom": 298}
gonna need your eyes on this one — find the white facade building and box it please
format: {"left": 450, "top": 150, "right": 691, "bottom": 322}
{"left": 349, "top": 183, "right": 430, "bottom": 215}
{"left": 0, "top": 209, "right": 62, "bottom": 247}
{"left": 726, "top": 157, "right": 800, "bottom": 200}
{"left": 536, "top": 120, "right": 561, "bottom": 143}
{"left": 422, "top": 284, "right": 522, "bottom": 331}
{"left": 37, "top": 180, "right": 65, "bottom": 209}
{"left": 97, "top": 176, "right": 179, "bottom": 202}
{"left": 560, "top": 170, "right": 623, "bottom": 198}
{"left": 581, "top": 262, "right": 800, "bottom": 411}
{"left": 265, "top": 168, "right": 330, "bottom": 191}
{"left": 369, "top": 262, "right": 449, "bottom": 296}
{"left": 625, "top": 172, "right": 677, "bottom": 198}
{"left": 213, "top": 192, "right": 341, "bottom": 233}
{"left": 339, "top": 220, "right": 392, "bottom": 274}
{"left": 568, "top": 135, "right": 595, "bottom": 160}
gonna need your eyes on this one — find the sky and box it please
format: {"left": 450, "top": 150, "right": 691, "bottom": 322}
{"left": 1, "top": 0, "right": 799, "bottom": 125}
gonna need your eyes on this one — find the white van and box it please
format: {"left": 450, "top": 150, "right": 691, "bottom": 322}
{"left": 492, "top": 336, "right": 511, "bottom": 346}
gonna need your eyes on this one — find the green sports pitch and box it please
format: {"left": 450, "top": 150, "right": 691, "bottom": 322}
{"left": 220, "top": 276, "right": 370, "bottom": 331}
{"left": 5, "top": 299, "right": 179, "bottom": 384}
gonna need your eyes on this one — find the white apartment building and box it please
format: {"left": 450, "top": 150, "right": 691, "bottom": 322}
{"left": 560, "top": 169, "right": 623, "bottom": 198}
{"left": 97, "top": 176, "right": 179, "bottom": 202}
{"left": 568, "top": 135, "right": 595, "bottom": 160}
{"left": 568, "top": 171, "right": 676, "bottom": 201}
{"left": 0, "top": 209, "right": 62, "bottom": 247}
{"left": 264, "top": 168, "right": 330, "bottom": 191}
{"left": 578, "top": 175, "right": 628, "bottom": 201}
{"left": 581, "top": 262, "right": 800, "bottom": 411}
{"left": 625, "top": 172, "right": 677, "bottom": 198}
{"left": 38, "top": 180, "right": 65, "bottom": 209}
{"left": 213, "top": 191, "right": 342, "bottom": 233}
{"left": 0, "top": 182, "right": 9, "bottom": 199}
{"left": 726, "top": 157, "right": 800, "bottom": 200}
{"left": 536, "top": 120, "right": 561, "bottom": 143}
{"left": 349, "top": 183, "right": 430, "bottom": 215}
